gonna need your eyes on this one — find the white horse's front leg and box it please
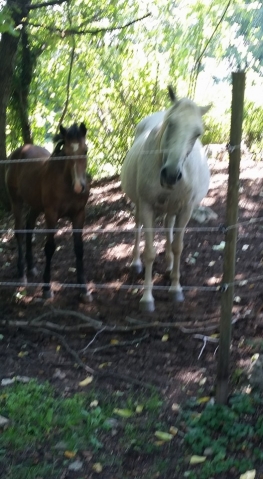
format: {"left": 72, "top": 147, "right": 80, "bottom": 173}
{"left": 131, "top": 205, "right": 143, "bottom": 274}
{"left": 140, "top": 203, "right": 156, "bottom": 312}
{"left": 164, "top": 213, "right": 175, "bottom": 273}
{"left": 169, "top": 207, "right": 192, "bottom": 302}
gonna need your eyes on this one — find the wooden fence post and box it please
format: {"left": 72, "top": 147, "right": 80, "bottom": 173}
{"left": 215, "top": 71, "right": 246, "bottom": 405}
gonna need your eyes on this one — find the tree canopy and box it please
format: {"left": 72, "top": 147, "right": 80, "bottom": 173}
{"left": 0, "top": 0, "right": 263, "bottom": 189}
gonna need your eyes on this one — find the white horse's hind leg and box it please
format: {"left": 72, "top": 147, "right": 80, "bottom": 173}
{"left": 169, "top": 207, "right": 192, "bottom": 302}
{"left": 131, "top": 205, "right": 143, "bottom": 274}
{"left": 140, "top": 203, "right": 156, "bottom": 312}
{"left": 164, "top": 214, "right": 175, "bottom": 273}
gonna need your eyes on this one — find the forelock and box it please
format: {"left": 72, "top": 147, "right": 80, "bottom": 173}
{"left": 66, "top": 123, "right": 84, "bottom": 141}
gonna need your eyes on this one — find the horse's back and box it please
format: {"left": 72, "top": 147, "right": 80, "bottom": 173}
{"left": 6, "top": 145, "right": 50, "bottom": 206}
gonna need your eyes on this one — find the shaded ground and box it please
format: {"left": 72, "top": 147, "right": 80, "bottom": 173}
{"left": 0, "top": 156, "right": 263, "bottom": 478}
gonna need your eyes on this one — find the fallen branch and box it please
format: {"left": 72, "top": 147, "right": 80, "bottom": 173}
{"left": 81, "top": 334, "right": 150, "bottom": 354}
{"left": 7, "top": 322, "right": 153, "bottom": 389}
{"left": 36, "top": 327, "right": 94, "bottom": 374}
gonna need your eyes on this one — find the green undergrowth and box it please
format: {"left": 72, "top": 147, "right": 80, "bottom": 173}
{"left": 1, "top": 379, "right": 263, "bottom": 478}
{"left": 181, "top": 392, "right": 263, "bottom": 479}
{"left": 0, "top": 379, "right": 167, "bottom": 478}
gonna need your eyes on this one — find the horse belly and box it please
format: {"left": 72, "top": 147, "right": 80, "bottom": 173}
{"left": 17, "top": 166, "right": 44, "bottom": 210}
{"left": 121, "top": 144, "right": 140, "bottom": 203}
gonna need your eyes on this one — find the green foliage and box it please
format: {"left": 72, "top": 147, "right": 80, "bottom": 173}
{"left": 243, "top": 101, "right": 263, "bottom": 155}
{"left": 202, "top": 115, "right": 230, "bottom": 145}
{"left": 181, "top": 393, "right": 263, "bottom": 479}
{"left": 0, "top": 7, "right": 18, "bottom": 36}
{"left": 0, "top": 380, "right": 111, "bottom": 451}
{"left": 4, "top": 0, "right": 263, "bottom": 176}
{"left": 0, "top": 379, "right": 168, "bottom": 477}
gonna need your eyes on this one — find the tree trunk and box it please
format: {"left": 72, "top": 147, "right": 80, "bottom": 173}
{"left": 0, "top": 0, "right": 30, "bottom": 209}
{"left": 12, "top": 26, "right": 39, "bottom": 144}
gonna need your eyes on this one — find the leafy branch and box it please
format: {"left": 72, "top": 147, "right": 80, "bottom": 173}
{"left": 26, "top": 12, "right": 151, "bottom": 37}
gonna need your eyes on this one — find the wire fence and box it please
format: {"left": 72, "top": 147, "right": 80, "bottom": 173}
{"left": 1, "top": 0, "right": 263, "bottom": 307}
{"left": 0, "top": 152, "right": 263, "bottom": 298}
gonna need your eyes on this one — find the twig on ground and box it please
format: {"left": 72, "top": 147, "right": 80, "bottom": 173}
{"left": 81, "top": 334, "right": 150, "bottom": 354}
{"left": 48, "top": 307, "right": 103, "bottom": 328}
{"left": 193, "top": 334, "right": 219, "bottom": 359}
{"left": 36, "top": 327, "right": 94, "bottom": 373}
{"left": 79, "top": 326, "right": 108, "bottom": 353}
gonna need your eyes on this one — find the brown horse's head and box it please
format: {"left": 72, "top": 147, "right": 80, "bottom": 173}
{"left": 54, "top": 122, "right": 88, "bottom": 194}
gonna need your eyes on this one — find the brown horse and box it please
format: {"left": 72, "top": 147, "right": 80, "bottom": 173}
{"left": 5, "top": 122, "right": 91, "bottom": 301}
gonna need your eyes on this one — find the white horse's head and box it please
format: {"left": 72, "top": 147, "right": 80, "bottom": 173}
{"left": 159, "top": 86, "right": 211, "bottom": 189}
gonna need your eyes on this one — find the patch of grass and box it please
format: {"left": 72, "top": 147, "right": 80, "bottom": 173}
{"left": 0, "top": 380, "right": 112, "bottom": 451}
{"left": 0, "top": 380, "right": 168, "bottom": 478}
{"left": 5, "top": 461, "right": 58, "bottom": 479}
{"left": 181, "top": 392, "right": 263, "bottom": 479}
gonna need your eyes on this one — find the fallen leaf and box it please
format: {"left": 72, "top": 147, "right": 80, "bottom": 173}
{"left": 64, "top": 450, "right": 76, "bottom": 459}
{"left": 189, "top": 455, "right": 206, "bottom": 464}
{"left": 90, "top": 400, "right": 99, "bottom": 407}
{"left": 18, "top": 351, "right": 28, "bottom": 358}
{"left": 68, "top": 267, "right": 76, "bottom": 273}
{"left": 68, "top": 460, "right": 83, "bottom": 471}
{"left": 199, "top": 378, "right": 207, "bottom": 386}
{"left": 135, "top": 404, "right": 144, "bottom": 413}
{"left": 197, "top": 396, "right": 210, "bottom": 404}
{"left": 154, "top": 431, "right": 173, "bottom": 441}
{"left": 161, "top": 334, "right": 169, "bottom": 342}
{"left": 240, "top": 471, "right": 256, "bottom": 479}
{"left": 171, "top": 403, "right": 180, "bottom": 412}
{"left": 212, "top": 241, "right": 225, "bottom": 251}
{"left": 16, "top": 375, "right": 31, "bottom": 383}
{"left": 79, "top": 376, "right": 93, "bottom": 386}
{"left": 0, "top": 415, "right": 9, "bottom": 428}
{"left": 110, "top": 339, "right": 119, "bottom": 345}
{"left": 92, "top": 462, "right": 103, "bottom": 473}
{"left": 1, "top": 378, "right": 15, "bottom": 386}
{"left": 169, "top": 426, "right": 178, "bottom": 436}
{"left": 98, "top": 362, "right": 111, "bottom": 368}
{"left": 113, "top": 408, "right": 133, "bottom": 418}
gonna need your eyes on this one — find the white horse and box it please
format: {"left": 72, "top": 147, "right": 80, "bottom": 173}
{"left": 121, "top": 86, "right": 211, "bottom": 312}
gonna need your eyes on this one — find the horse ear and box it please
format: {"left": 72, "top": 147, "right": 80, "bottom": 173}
{"left": 79, "top": 122, "right": 87, "bottom": 136}
{"left": 167, "top": 85, "right": 177, "bottom": 103}
{"left": 60, "top": 125, "right": 67, "bottom": 137}
{"left": 200, "top": 104, "right": 212, "bottom": 116}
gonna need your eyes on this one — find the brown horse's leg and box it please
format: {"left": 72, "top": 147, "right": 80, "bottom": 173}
{"left": 25, "top": 209, "right": 39, "bottom": 277}
{"left": 42, "top": 211, "right": 57, "bottom": 299}
{"left": 72, "top": 211, "right": 92, "bottom": 302}
{"left": 43, "top": 231, "right": 56, "bottom": 298}
{"left": 12, "top": 200, "right": 26, "bottom": 282}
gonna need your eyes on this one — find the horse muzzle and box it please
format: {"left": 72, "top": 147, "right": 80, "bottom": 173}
{"left": 160, "top": 166, "right": 182, "bottom": 188}
{"left": 73, "top": 179, "right": 87, "bottom": 194}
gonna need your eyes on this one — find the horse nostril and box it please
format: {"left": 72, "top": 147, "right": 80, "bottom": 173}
{"left": 161, "top": 166, "right": 182, "bottom": 186}
{"left": 177, "top": 171, "right": 182, "bottom": 181}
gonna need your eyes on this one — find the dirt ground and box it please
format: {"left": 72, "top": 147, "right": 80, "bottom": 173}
{"left": 0, "top": 155, "right": 263, "bottom": 478}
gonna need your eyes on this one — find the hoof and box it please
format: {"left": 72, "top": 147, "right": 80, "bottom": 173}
{"left": 169, "top": 289, "right": 185, "bottom": 302}
{"left": 139, "top": 299, "right": 155, "bottom": 312}
{"left": 131, "top": 262, "right": 143, "bottom": 275}
{"left": 28, "top": 267, "right": 38, "bottom": 278}
{"left": 79, "top": 291, "right": 93, "bottom": 303}
{"left": 42, "top": 289, "right": 54, "bottom": 300}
